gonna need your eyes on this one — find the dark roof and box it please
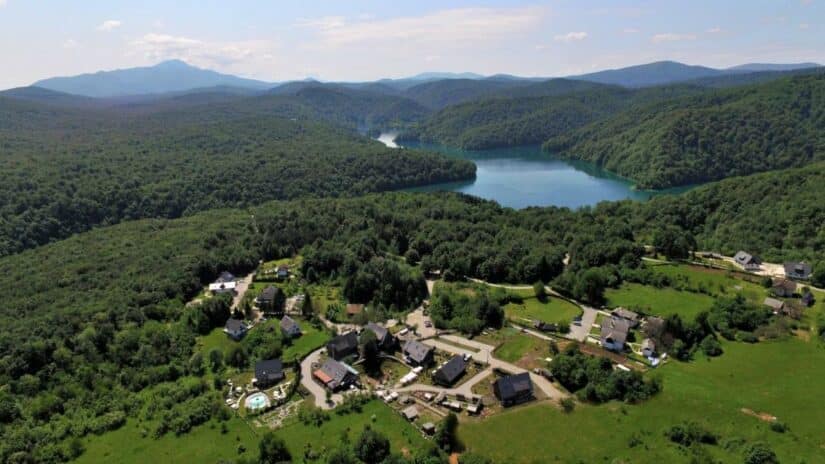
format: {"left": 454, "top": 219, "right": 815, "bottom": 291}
{"left": 801, "top": 291, "right": 815, "bottom": 306}
{"left": 277, "top": 265, "right": 289, "bottom": 273}
{"left": 784, "top": 262, "right": 813, "bottom": 278}
{"left": 280, "top": 315, "right": 301, "bottom": 334}
{"left": 600, "top": 317, "right": 630, "bottom": 346}
{"left": 403, "top": 340, "right": 433, "bottom": 364}
{"left": 611, "top": 308, "right": 639, "bottom": 322}
{"left": 495, "top": 372, "right": 533, "bottom": 400}
{"left": 225, "top": 318, "right": 245, "bottom": 332}
{"left": 434, "top": 355, "right": 467, "bottom": 385}
{"left": 772, "top": 279, "right": 797, "bottom": 293}
{"left": 328, "top": 331, "right": 359, "bottom": 352}
{"left": 255, "top": 359, "right": 283, "bottom": 381}
{"left": 216, "top": 271, "right": 236, "bottom": 283}
{"left": 259, "top": 286, "right": 279, "bottom": 300}
{"left": 318, "top": 358, "right": 355, "bottom": 388}
{"left": 364, "top": 322, "right": 389, "bottom": 343}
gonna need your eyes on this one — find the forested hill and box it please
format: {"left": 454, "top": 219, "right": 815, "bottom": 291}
{"left": 398, "top": 84, "right": 706, "bottom": 150}
{"left": 1, "top": 160, "right": 824, "bottom": 461}
{"left": 0, "top": 99, "right": 474, "bottom": 257}
{"left": 545, "top": 72, "right": 825, "bottom": 189}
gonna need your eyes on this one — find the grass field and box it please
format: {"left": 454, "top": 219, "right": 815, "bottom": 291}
{"left": 504, "top": 295, "right": 581, "bottom": 326}
{"left": 606, "top": 283, "right": 716, "bottom": 321}
{"left": 77, "top": 400, "right": 424, "bottom": 463}
{"left": 649, "top": 263, "right": 768, "bottom": 303}
{"left": 459, "top": 336, "right": 825, "bottom": 463}
{"left": 494, "top": 332, "right": 544, "bottom": 363}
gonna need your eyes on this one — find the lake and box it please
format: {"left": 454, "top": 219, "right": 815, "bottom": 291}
{"left": 377, "top": 133, "right": 688, "bottom": 209}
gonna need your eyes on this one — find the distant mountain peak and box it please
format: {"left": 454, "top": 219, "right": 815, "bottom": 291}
{"left": 33, "top": 60, "right": 272, "bottom": 98}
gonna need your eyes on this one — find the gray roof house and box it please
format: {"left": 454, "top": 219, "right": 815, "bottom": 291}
{"left": 364, "top": 322, "right": 396, "bottom": 351}
{"left": 433, "top": 355, "right": 467, "bottom": 386}
{"left": 764, "top": 297, "right": 785, "bottom": 313}
{"left": 223, "top": 318, "right": 247, "bottom": 340}
{"left": 771, "top": 279, "right": 797, "bottom": 298}
{"left": 280, "top": 316, "right": 302, "bottom": 338}
{"left": 314, "top": 358, "right": 358, "bottom": 391}
{"left": 734, "top": 251, "right": 762, "bottom": 271}
{"left": 216, "top": 271, "right": 236, "bottom": 283}
{"left": 784, "top": 262, "right": 813, "bottom": 281}
{"left": 494, "top": 372, "right": 534, "bottom": 407}
{"left": 254, "top": 359, "right": 284, "bottom": 388}
{"left": 611, "top": 308, "right": 640, "bottom": 328}
{"left": 403, "top": 340, "right": 434, "bottom": 366}
{"left": 326, "top": 331, "right": 359, "bottom": 360}
{"left": 641, "top": 338, "right": 656, "bottom": 357}
{"left": 600, "top": 317, "right": 630, "bottom": 352}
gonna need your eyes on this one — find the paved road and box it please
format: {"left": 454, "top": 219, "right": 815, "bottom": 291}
{"left": 396, "top": 367, "right": 494, "bottom": 398}
{"left": 406, "top": 308, "right": 436, "bottom": 338}
{"left": 231, "top": 272, "right": 255, "bottom": 312}
{"left": 300, "top": 347, "right": 343, "bottom": 410}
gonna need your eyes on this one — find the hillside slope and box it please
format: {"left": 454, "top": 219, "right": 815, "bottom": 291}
{"left": 545, "top": 72, "right": 825, "bottom": 188}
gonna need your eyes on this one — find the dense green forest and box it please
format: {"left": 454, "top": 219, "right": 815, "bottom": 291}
{"left": 0, "top": 96, "right": 474, "bottom": 257}
{"left": 545, "top": 72, "right": 825, "bottom": 188}
{"left": 399, "top": 85, "right": 705, "bottom": 149}
{"left": 1, "top": 153, "right": 823, "bottom": 461}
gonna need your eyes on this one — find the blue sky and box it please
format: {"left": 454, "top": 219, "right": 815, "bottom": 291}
{"left": 0, "top": 0, "right": 822, "bottom": 88}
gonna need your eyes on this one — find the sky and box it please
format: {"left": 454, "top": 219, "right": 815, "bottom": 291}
{"left": 0, "top": 0, "right": 823, "bottom": 88}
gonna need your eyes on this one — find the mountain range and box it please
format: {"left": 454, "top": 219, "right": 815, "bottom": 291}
{"left": 23, "top": 59, "right": 822, "bottom": 99}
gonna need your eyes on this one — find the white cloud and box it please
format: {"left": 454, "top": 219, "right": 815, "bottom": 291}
{"left": 298, "top": 7, "right": 544, "bottom": 47}
{"left": 0, "top": 0, "right": 7, "bottom": 7}
{"left": 651, "top": 33, "right": 697, "bottom": 43}
{"left": 622, "top": 28, "right": 639, "bottom": 34}
{"left": 706, "top": 27, "right": 722, "bottom": 33}
{"left": 97, "top": 20, "right": 122, "bottom": 32}
{"left": 130, "top": 33, "right": 276, "bottom": 68}
{"left": 554, "top": 31, "right": 588, "bottom": 43}
{"left": 62, "top": 39, "right": 79, "bottom": 49}
{"left": 799, "top": 23, "right": 809, "bottom": 29}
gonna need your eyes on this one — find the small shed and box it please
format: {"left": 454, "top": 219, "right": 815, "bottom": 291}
{"left": 763, "top": 297, "right": 785, "bottom": 313}
{"left": 401, "top": 405, "right": 419, "bottom": 421}
{"left": 422, "top": 422, "right": 436, "bottom": 435}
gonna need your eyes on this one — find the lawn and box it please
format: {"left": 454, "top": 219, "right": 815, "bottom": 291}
{"left": 504, "top": 295, "right": 581, "bottom": 326}
{"left": 282, "top": 320, "right": 331, "bottom": 362}
{"left": 459, "top": 337, "right": 825, "bottom": 463}
{"left": 77, "top": 400, "right": 425, "bottom": 463}
{"left": 605, "top": 283, "right": 716, "bottom": 321}
{"left": 649, "top": 263, "right": 768, "bottom": 303}
{"left": 493, "top": 333, "right": 543, "bottom": 364}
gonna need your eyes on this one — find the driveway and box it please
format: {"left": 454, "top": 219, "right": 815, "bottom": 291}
{"left": 300, "top": 347, "right": 343, "bottom": 410}
{"left": 231, "top": 272, "right": 255, "bottom": 311}
{"left": 567, "top": 305, "right": 598, "bottom": 342}
{"left": 406, "top": 308, "right": 436, "bottom": 338}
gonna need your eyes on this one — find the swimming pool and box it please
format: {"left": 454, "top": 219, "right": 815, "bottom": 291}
{"left": 244, "top": 392, "right": 270, "bottom": 411}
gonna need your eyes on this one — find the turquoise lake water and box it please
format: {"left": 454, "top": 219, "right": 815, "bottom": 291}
{"left": 381, "top": 134, "right": 689, "bottom": 209}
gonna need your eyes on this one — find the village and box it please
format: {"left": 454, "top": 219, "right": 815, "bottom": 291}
{"left": 191, "top": 247, "right": 820, "bottom": 451}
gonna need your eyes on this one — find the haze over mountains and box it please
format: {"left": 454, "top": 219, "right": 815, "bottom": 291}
{"left": 21, "top": 59, "right": 821, "bottom": 99}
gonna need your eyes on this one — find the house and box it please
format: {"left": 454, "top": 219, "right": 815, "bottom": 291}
{"left": 611, "top": 308, "right": 640, "bottom": 328}
{"left": 433, "top": 355, "right": 467, "bottom": 386}
{"left": 771, "top": 279, "right": 797, "bottom": 298}
{"left": 734, "top": 251, "right": 762, "bottom": 271}
{"left": 401, "top": 405, "right": 419, "bottom": 421}
{"left": 600, "top": 317, "right": 630, "bottom": 352}
{"left": 326, "top": 331, "right": 359, "bottom": 360}
{"left": 280, "top": 315, "right": 302, "bottom": 338}
{"left": 402, "top": 340, "right": 434, "bottom": 366}
{"left": 216, "top": 271, "right": 236, "bottom": 283}
{"left": 801, "top": 291, "right": 815, "bottom": 307}
{"left": 494, "top": 372, "right": 534, "bottom": 407}
{"left": 421, "top": 422, "right": 436, "bottom": 435}
{"left": 763, "top": 297, "right": 785, "bottom": 313}
{"left": 346, "top": 304, "right": 365, "bottom": 318}
{"left": 224, "top": 318, "right": 247, "bottom": 340}
{"left": 209, "top": 281, "right": 237, "bottom": 295}
{"left": 253, "top": 359, "right": 284, "bottom": 388}
{"left": 641, "top": 338, "right": 656, "bottom": 357}
{"left": 364, "top": 322, "right": 396, "bottom": 351}
{"left": 313, "top": 358, "right": 358, "bottom": 391}
{"left": 276, "top": 265, "right": 290, "bottom": 280}
{"left": 256, "top": 286, "right": 285, "bottom": 315}
{"left": 533, "top": 320, "right": 559, "bottom": 332}
{"left": 784, "top": 262, "right": 813, "bottom": 281}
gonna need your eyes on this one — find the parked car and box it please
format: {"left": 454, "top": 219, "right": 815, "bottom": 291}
{"left": 424, "top": 320, "right": 433, "bottom": 328}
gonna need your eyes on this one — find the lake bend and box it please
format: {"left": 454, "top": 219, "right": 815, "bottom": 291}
{"left": 377, "top": 133, "right": 690, "bottom": 209}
